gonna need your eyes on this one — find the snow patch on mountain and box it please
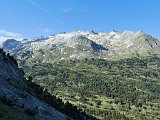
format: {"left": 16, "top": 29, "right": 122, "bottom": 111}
{"left": 2, "top": 30, "right": 160, "bottom": 61}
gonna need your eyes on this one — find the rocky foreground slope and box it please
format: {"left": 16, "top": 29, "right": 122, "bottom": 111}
{"left": 0, "top": 48, "right": 95, "bottom": 120}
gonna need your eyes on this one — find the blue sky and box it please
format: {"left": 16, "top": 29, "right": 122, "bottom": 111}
{"left": 0, "top": 0, "right": 160, "bottom": 40}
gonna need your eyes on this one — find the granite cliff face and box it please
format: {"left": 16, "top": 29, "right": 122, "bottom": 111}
{"left": 0, "top": 48, "right": 68, "bottom": 120}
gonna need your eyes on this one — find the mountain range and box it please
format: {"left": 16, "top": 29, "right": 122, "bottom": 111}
{"left": 2, "top": 30, "right": 160, "bottom": 63}
{"left": 1, "top": 30, "right": 160, "bottom": 120}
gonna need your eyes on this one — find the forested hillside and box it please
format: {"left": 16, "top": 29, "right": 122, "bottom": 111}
{"left": 20, "top": 55, "right": 160, "bottom": 120}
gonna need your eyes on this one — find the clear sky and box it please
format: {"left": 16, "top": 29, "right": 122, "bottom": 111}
{"left": 0, "top": 0, "right": 160, "bottom": 40}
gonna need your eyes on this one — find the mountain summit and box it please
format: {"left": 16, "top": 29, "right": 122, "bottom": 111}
{"left": 2, "top": 30, "right": 160, "bottom": 62}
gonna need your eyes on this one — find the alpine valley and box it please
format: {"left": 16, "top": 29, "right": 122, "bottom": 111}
{"left": 1, "top": 30, "right": 160, "bottom": 120}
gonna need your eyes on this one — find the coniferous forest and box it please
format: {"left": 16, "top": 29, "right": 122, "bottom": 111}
{"left": 20, "top": 55, "right": 160, "bottom": 120}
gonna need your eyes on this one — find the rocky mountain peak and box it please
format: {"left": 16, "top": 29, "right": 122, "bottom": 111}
{"left": 1, "top": 30, "right": 160, "bottom": 61}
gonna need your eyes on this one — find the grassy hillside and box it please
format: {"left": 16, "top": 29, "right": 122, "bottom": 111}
{"left": 21, "top": 55, "right": 160, "bottom": 120}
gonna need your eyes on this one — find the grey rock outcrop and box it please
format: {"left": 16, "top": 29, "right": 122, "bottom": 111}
{"left": 0, "top": 49, "right": 68, "bottom": 120}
